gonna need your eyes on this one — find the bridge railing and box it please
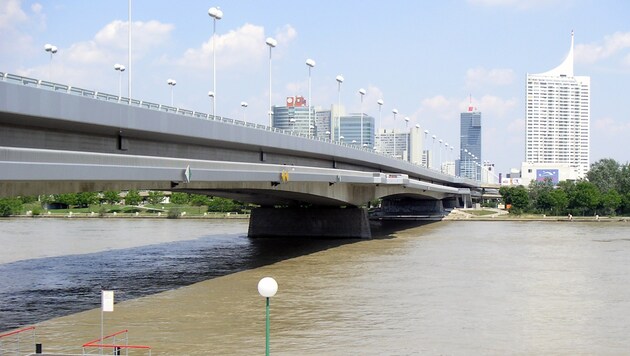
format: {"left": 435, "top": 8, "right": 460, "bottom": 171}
{"left": 0, "top": 71, "right": 477, "bottom": 181}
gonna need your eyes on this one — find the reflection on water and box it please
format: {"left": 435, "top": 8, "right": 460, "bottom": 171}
{"left": 2, "top": 219, "right": 630, "bottom": 355}
{"left": 0, "top": 219, "right": 360, "bottom": 332}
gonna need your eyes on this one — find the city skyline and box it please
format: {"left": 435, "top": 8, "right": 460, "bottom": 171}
{"left": 1, "top": 1, "right": 629, "bottom": 175}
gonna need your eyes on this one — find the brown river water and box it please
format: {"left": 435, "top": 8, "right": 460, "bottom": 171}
{"left": 1, "top": 218, "right": 630, "bottom": 355}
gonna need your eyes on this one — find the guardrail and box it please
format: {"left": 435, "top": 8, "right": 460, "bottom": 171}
{"left": 0, "top": 71, "right": 473, "bottom": 182}
{"left": 0, "top": 326, "right": 37, "bottom": 355}
{"left": 82, "top": 329, "right": 151, "bottom": 356}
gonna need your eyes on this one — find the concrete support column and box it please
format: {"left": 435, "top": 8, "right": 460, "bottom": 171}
{"left": 248, "top": 207, "right": 371, "bottom": 239}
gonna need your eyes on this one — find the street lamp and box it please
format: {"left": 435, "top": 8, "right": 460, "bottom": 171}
{"left": 335, "top": 75, "right": 344, "bottom": 141}
{"left": 423, "top": 130, "right": 429, "bottom": 167}
{"left": 258, "top": 277, "right": 278, "bottom": 356}
{"left": 167, "top": 79, "right": 176, "bottom": 106}
{"left": 208, "top": 91, "right": 215, "bottom": 117}
{"left": 306, "top": 58, "right": 316, "bottom": 137}
{"left": 404, "top": 117, "right": 410, "bottom": 161}
{"left": 289, "top": 118, "right": 296, "bottom": 133}
{"left": 431, "top": 135, "right": 437, "bottom": 169}
{"left": 266, "top": 37, "right": 277, "bottom": 127}
{"left": 114, "top": 63, "right": 125, "bottom": 99}
{"left": 438, "top": 139, "right": 443, "bottom": 172}
{"left": 392, "top": 109, "right": 398, "bottom": 158}
{"left": 44, "top": 43, "right": 58, "bottom": 81}
{"left": 358, "top": 88, "right": 366, "bottom": 146}
{"left": 208, "top": 6, "right": 223, "bottom": 118}
{"left": 240, "top": 101, "right": 248, "bottom": 121}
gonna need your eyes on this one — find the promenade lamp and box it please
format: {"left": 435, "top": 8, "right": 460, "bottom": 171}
{"left": 208, "top": 91, "right": 215, "bottom": 118}
{"left": 444, "top": 143, "right": 450, "bottom": 171}
{"left": 258, "top": 277, "right": 278, "bottom": 356}
{"left": 167, "top": 79, "right": 176, "bottom": 106}
{"left": 113, "top": 63, "right": 126, "bottom": 99}
{"left": 208, "top": 6, "right": 223, "bottom": 118}
{"left": 463, "top": 149, "right": 468, "bottom": 178}
{"left": 392, "top": 109, "right": 398, "bottom": 158}
{"left": 289, "top": 118, "right": 296, "bottom": 133}
{"left": 240, "top": 101, "right": 248, "bottom": 121}
{"left": 431, "top": 135, "right": 437, "bottom": 169}
{"left": 306, "top": 58, "right": 316, "bottom": 137}
{"left": 44, "top": 43, "right": 58, "bottom": 81}
{"left": 404, "top": 117, "right": 410, "bottom": 161}
{"left": 266, "top": 37, "right": 277, "bottom": 127}
{"left": 423, "top": 130, "right": 429, "bottom": 167}
{"left": 358, "top": 88, "right": 366, "bottom": 146}
{"left": 335, "top": 75, "right": 344, "bottom": 141}
{"left": 377, "top": 99, "right": 384, "bottom": 134}
{"left": 438, "top": 139, "right": 443, "bottom": 172}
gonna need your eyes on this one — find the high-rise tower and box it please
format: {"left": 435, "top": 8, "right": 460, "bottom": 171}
{"left": 459, "top": 107, "right": 482, "bottom": 180}
{"left": 525, "top": 31, "right": 590, "bottom": 178}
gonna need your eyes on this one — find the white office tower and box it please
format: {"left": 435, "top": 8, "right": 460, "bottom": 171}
{"left": 525, "top": 31, "right": 590, "bottom": 179}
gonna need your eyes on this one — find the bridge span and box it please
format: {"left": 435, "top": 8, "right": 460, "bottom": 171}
{"left": 0, "top": 72, "right": 478, "bottom": 238}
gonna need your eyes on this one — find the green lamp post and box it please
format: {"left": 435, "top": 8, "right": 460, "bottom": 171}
{"left": 258, "top": 277, "right": 278, "bottom": 356}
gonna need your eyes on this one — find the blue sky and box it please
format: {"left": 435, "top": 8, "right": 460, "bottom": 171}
{"left": 2, "top": 0, "right": 630, "bottom": 175}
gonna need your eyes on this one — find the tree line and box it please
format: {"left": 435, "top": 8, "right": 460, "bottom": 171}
{"left": 0, "top": 190, "right": 248, "bottom": 217}
{"left": 499, "top": 158, "right": 630, "bottom": 216}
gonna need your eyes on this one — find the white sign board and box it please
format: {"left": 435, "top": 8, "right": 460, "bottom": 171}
{"left": 102, "top": 290, "right": 114, "bottom": 312}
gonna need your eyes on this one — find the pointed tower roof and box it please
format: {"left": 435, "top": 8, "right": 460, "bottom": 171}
{"left": 535, "top": 31, "right": 574, "bottom": 77}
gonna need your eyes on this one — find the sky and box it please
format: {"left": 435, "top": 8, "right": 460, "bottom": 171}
{"left": 2, "top": 0, "right": 630, "bottom": 176}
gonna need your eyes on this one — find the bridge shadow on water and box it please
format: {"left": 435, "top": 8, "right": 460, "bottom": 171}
{"left": 0, "top": 232, "right": 366, "bottom": 333}
{"left": 0, "top": 219, "right": 442, "bottom": 333}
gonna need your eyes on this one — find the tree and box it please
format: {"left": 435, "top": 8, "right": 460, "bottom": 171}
{"left": 529, "top": 178, "right": 554, "bottom": 213}
{"left": 170, "top": 192, "right": 190, "bottom": 205}
{"left": 599, "top": 189, "right": 622, "bottom": 216}
{"left": 124, "top": 190, "right": 142, "bottom": 206}
{"left": 207, "top": 197, "right": 244, "bottom": 213}
{"left": 102, "top": 191, "right": 121, "bottom": 205}
{"left": 189, "top": 194, "right": 210, "bottom": 206}
{"left": 499, "top": 186, "right": 530, "bottom": 214}
{"left": 587, "top": 158, "right": 621, "bottom": 193}
{"left": 147, "top": 191, "right": 165, "bottom": 205}
{"left": 549, "top": 188, "right": 568, "bottom": 215}
{"left": 570, "top": 181, "right": 600, "bottom": 216}
{"left": 0, "top": 198, "right": 22, "bottom": 217}
{"left": 54, "top": 193, "right": 78, "bottom": 207}
{"left": 76, "top": 192, "right": 98, "bottom": 207}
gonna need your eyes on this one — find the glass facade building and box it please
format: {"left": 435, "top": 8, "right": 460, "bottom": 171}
{"left": 272, "top": 96, "right": 316, "bottom": 136}
{"left": 339, "top": 114, "right": 375, "bottom": 148}
{"left": 458, "top": 109, "right": 482, "bottom": 180}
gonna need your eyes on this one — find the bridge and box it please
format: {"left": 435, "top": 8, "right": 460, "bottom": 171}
{"left": 0, "top": 72, "right": 480, "bottom": 238}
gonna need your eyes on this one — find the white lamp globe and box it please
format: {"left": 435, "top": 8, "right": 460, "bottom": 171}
{"left": 258, "top": 277, "right": 278, "bottom": 298}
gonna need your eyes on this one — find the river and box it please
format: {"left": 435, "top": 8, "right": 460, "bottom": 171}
{"left": 1, "top": 218, "right": 629, "bottom": 355}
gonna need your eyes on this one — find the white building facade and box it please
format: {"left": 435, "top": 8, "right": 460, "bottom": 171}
{"left": 525, "top": 31, "right": 591, "bottom": 179}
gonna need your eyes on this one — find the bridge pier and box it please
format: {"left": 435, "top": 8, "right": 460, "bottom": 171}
{"left": 248, "top": 207, "right": 371, "bottom": 239}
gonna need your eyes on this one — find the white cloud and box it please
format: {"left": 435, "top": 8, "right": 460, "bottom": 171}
{"left": 575, "top": 32, "right": 630, "bottom": 64}
{"left": 0, "top": 0, "right": 27, "bottom": 29}
{"left": 593, "top": 117, "right": 630, "bottom": 135}
{"left": 176, "top": 23, "right": 297, "bottom": 71}
{"left": 467, "top": 0, "right": 571, "bottom": 10}
{"left": 466, "top": 67, "right": 515, "bottom": 88}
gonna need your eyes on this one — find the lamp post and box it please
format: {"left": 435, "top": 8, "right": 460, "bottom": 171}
{"left": 423, "top": 130, "right": 429, "bottom": 167}
{"left": 431, "top": 135, "right": 437, "bottom": 169}
{"left": 208, "top": 91, "right": 215, "bottom": 117}
{"left": 240, "top": 101, "right": 248, "bottom": 121}
{"left": 167, "top": 79, "right": 176, "bottom": 106}
{"left": 335, "top": 75, "right": 344, "bottom": 141}
{"left": 289, "top": 118, "right": 296, "bottom": 133}
{"left": 258, "top": 277, "right": 278, "bottom": 356}
{"left": 404, "top": 117, "right": 410, "bottom": 161}
{"left": 306, "top": 58, "right": 315, "bottom": 137}
{"left": 208, "top": 6, "right": 223, "bottom": 118}
{"left": 266, "top": 37, "right": 277, "bottom": 127}
{"left": 438, "top": 139, "right": 443, "bottom": 172}
{"left": 358, "top": 88, "right": 366, "bottom": 146}
{"left": 463, "top": 149, "right": 468, "bottom": 178}
{"left": 114, "top": 63, "right": 125, "bottom": 99}
{"left": 444, "top": 143, "right": 449, "bottom": 173}
{"left": 392, "top": 109, "right": 398, "bottom": 159}
{"left": 44, "top": 44, "right": 58, "bottom": 81}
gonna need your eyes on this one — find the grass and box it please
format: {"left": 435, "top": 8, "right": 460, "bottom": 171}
{"left": 20, "top": 203, "right": 248, "bottom": 218}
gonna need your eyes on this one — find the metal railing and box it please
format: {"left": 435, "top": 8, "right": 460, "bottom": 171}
{"left": 0, "top": 71, "right": 470, "bottom": 181}
{"left": 82, "top": 329, "right": 150, "bottom": 356}
{"left": 0, "top": 326, "right": 36, "bottom": 355}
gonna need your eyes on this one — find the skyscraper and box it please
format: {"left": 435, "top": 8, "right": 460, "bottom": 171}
{"left": 458, "top": 108, "right": 482, "bottom": 180}
{"left": 525, "top": 31, "right": 590, "bottom": 178}
{"left": 272, "top": 96, "right": 315, "bottom": 135}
